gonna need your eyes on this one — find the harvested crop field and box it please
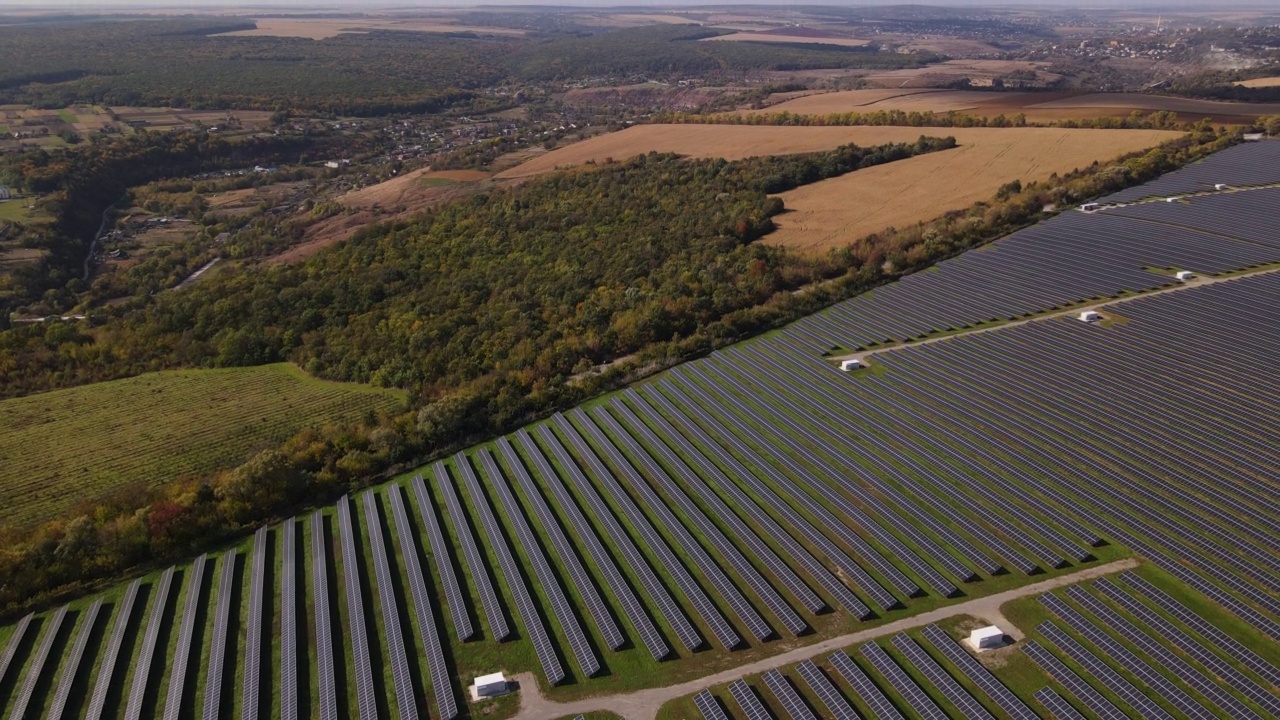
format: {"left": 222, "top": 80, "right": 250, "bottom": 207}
{"left": 0, "top": 364, "right": 406, "bottom": 526}
{"left": 1235, "top": 76, "right": 1280, "bottom": 88}
{"left": 763, "top": 126, "right": 1182, "bottom": 254}
{"left": 338, "top": 168, "right": 489, "bottom": 211}
{"left": 756, "top": 88, "right": 1280, "bottom": 122}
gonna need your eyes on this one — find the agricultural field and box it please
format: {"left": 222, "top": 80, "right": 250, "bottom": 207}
{"left": 1235, "top": 76, "right": 1280, "bottom": 88}
{"left": 495, "top": 124, "right": 1180, "bottom": 254}
{"left": 0, "top": 364, "right": 407, "bottom": 525}
{"left": 757, "top": 88, "right": 1280, "bottom": 122}
{"left": 700, "top": 32, "right": 871, "bottom": 48}
{"left": 859, "top": 59, "right": 1063, "bottom": 89}
{"left": 762, "top": 126, "right": 1182, "bottom": 253}
{"left": 2, "top": 140, "right": 1279, "bottom": 720}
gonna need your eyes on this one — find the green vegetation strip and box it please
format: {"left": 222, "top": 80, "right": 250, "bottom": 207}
{"left": 0, "top": 364, "right": 405, "bottom": 525}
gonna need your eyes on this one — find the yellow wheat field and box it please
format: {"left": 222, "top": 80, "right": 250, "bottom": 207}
{"left": 495, "top": 124, "right": 1181, "bottom": 254}
{"left": 1235, "top": 77, "right": 1280, "bottom": 88}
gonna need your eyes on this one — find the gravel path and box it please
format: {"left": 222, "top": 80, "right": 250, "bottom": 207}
{"left": 510, "top": 558, "right": 1139, "bottom": 720}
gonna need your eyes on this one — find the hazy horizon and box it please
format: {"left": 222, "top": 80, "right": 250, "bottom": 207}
{"left": 1, "top": 0, "right": 1276, "bottom": 10}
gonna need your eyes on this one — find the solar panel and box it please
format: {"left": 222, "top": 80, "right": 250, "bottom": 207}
{"left": 311, "top": 510, "right": 339, "bottom": 720}
{"left": 162, "top": 553, "right": 209, "bottom": 720}
{"left": 1022, "top": 640, "right": 1127, "bottom": 720}
{"left": 545, "top": 417, "right": 702, "bottom": 653}
{"left": 497, "top": 435, "right": 625, "bottom": 651}
{"left": 410, "top": 472, "right": 474, "bottom": 642}
{"left": 920, "top": 624, "right": 1037, "bottom": 720}
{"left": 361, "top": 491, "right": 419, "bottom": 720}
{"left": 794, "top": 660, "right": 858, "bottom": 720}
{"left": 521, "top": 427, "right": 669, "bottom": 661}
{"left": 565, "top": 409, "right": 740, "bottom": 650}
{"left": 6, "top": 604, "right": 69, "bottom": 720}
{"left": 45, "top": 598, "right": 103, "bottom": 720}
{"left": 241, "top": 526, "right": 269, "bottom": 720}
{"left": 1041, "top": 593, "right": 1213, "bottom": 720}
{"left": 1037, "top": 621, "right": 1175, "bottom": 720}
{"left": 434, "top": 461, "right": 510, "bottom": 642}
{"left": 1034, "top": 687, "right": 1088, "bottom": 720}
{"left": 123, "top": 565, "right": 176, "bottom": 720}
{"left": 1064, "top": 584, "right": 1261, "bottom": 720}
{"left": 1096, "top": 577, "right": 1280, "bottom": 716}
{"left": 84, "top": 580, "right": 141, "bottom": 720}
{"left": 336, "top": 495, "right": 379, "bottom": 720}
{"left": 0, "top": 613, "right": 34, "bottom": 705}
{"left": 762, "top": 669, "right": 817, "bottom": 720}
{"left": 693, "top": 689, "right": 728, "bottom": 720}
{"left": 828, "top": 651, "right": 904, "bottom": 720}
{"left": 280, "top": 519, "right": 299, "bottom": 720}
{"left": 202, "top": 549, "right": 237, "bottom": 720}
{"left": 859, "top": 642, "right": 948, "bottom": 720}
{"left": 890, "top": 633, "right": 994, "bottom": 720}
{"left": 727, "top": 679, "right": 772, "bottom": 720}
{"left": 388, "top": 484, "right": 459, "bottom": 720}
{"left": 458, "top": 451, "right": 566, "bottom": 685}
{"left": 609, "top": 398, "right": 805, "bottom": 636}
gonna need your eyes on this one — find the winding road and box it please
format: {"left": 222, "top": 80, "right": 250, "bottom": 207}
{"left": 509, "top": 558, "right": 1140, "bottom": 720}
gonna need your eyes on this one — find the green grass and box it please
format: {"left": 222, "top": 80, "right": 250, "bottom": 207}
{"left": 0, "top": 363, "right": 407, "bottom": 526}
{"left": 0, "top": 199, "right": 37, "bottom": 223}
{"left": 57, "top": 108, "right": 78, "bottom": 123}
{"left": 417, "top": 177, "right": 460, "bottom": 188}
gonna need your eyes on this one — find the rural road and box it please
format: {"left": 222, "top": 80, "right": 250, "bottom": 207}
{"left": 833, "top": 262, "right": 1280, "bottom": 366}
{"left": 509, "top": 558, "right": 1140, "bottom": 720}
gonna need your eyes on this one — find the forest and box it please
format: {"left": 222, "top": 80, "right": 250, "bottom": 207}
{"left": 0, "top": 125, "right": 1240, "bottom": 616}
{"left": 0, "top": 19, "right": 934, "bottom": 114}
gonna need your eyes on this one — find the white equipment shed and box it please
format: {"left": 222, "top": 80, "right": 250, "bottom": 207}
{"left": 1175, "top": 270, "right": 1196, "bottom": 281}
{"left": 967, "top": 626, "right": 1007, "bottom": 650}
{"left": 1079, "top": 310, "right": 1102, "bottom": 322}
{"left": 473, "top": 672, "right": 508, "bottom": 698}
{"left": 840, "top": 359, "right": 863, "bottom": 372}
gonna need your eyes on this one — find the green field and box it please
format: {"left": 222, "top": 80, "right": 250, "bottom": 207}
{"left": 0, "top": 363, "right": 407, "bottom": 525}
{"left": 57, "top": 108, "right": 78, "bottom": 123}
{"left": 0, "top": 199, "right": 36, "bottom": 223}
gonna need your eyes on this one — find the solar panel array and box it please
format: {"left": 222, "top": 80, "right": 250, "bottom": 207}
{"left": 387, "top": 483, "right": 458, "bottom": 720}
{"left": 458, "top": 451, "right": 567, "bottom": 684}
{"left": 795, "top": 659, "right": 858, "bottom": 720}
{"left": 762, "top": 668, "right": 817, "bottom": 720}
{"left": 46, "top": 599, "right": 102, "bottom": 720}
{"left": 520, "top": 427, "right": 670, "bottom": 661}
{"left": 163, "top": 553, "right": 209, "bottom": 720}
{"left": 242, "top": 526, "right": 269, "bottom": 720}
{"left": 890, "top": 632, "right": 994, "bottom": 720}
{"left": 1034, "top": 687, "right": 1088, "bottom": 720}
{"left": 123, "top": 565, "right": 176, "bottom": 720}
{"left": 1037, "top": 621, "right": 1174, "bottom": 720}
{"left": 828, "top": 651, "right": 904, "bottom": 720}
{"left": 859, "top": 641, "right": 948, "bottom": 720}
{"left": 310, "top": 510, "right": 339, "bottom": 720}
{"left": 336, "top": 495, "right": 379, "bottom": 720}
{"left": 84, "top": 580, "right": 140, "bottom": 720}
{"left": 434, "top": 461, "right": 509, "bottom": 641}
{"left": 0, "top": 614, "right": 33, "bottom": 703}
{"left": 1100, "top": 140, "right": 1280, "bottom": 202}
{"left": 693, "top": 689, "right": 728, "bottom": 720}
{"left": 203, "top": 549, "right": 237, "bottom": 720}
{"left": 727, "top": 679, "right": 770, "bottom": 720}
{"left": 280, "top": 519, "right": 299, "bottom": 720}
{"left": 496, "top": 436, "right": 623, "bottom": 651}
{"left": 1022, "top": 640, "right": 1127, "bottom": 720}
{"left": 6, "top": 604, "right": 68, "bottom": 720}
{"left": 410, "top": 472, "right": 473, "bottom": 642}
{"left": 361, "top": 491, "right": 418, "bottom": 720}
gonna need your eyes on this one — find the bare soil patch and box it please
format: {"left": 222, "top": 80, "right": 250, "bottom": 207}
{"left": 764, "top": 127, "right": 1181, "bottom": 254}
{"left": 1235, "top": 76, "right": 1280, "bottom": 88}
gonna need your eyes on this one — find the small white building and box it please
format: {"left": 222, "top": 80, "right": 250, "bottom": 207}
{"left": 840, "top": 359, "right": 863, "bottom": 372}
{"left": 1080, "top": 202, "right": 1100, "bottom": 212}
{"left": 1243, "top": 133, "right": 1264, "bottom": 141}
{"left": 1175, "top": 270, "right": 1196, "bottom": 281}
{"left": 967, "top": 626, "right": 1007, "bottom": 650}
{"left": 1079, "top": 310, "right": 1102, "bottom": 323}
{"left": 1214, "top": 183, "right": 1229, "bottom": 191}
{"left": 473, "top": 672, "right": 508, "bottom": 698}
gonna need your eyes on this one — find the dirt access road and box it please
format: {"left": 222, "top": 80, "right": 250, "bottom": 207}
{"left": 509, "top": 558, "right": 1139, "bottom": 720}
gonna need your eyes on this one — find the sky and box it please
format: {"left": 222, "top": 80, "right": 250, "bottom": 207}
{"left": 0, "top": 0, "right": 1266, "bottom": 8}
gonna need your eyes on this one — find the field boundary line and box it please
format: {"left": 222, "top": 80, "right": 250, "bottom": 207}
{"left": 510, "top": 558, "right": 1140, "bottom": 720}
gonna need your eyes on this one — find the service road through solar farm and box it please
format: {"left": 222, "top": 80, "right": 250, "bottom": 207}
{"left": 3, "top": 141, "right": 1280, "bottom": 720}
